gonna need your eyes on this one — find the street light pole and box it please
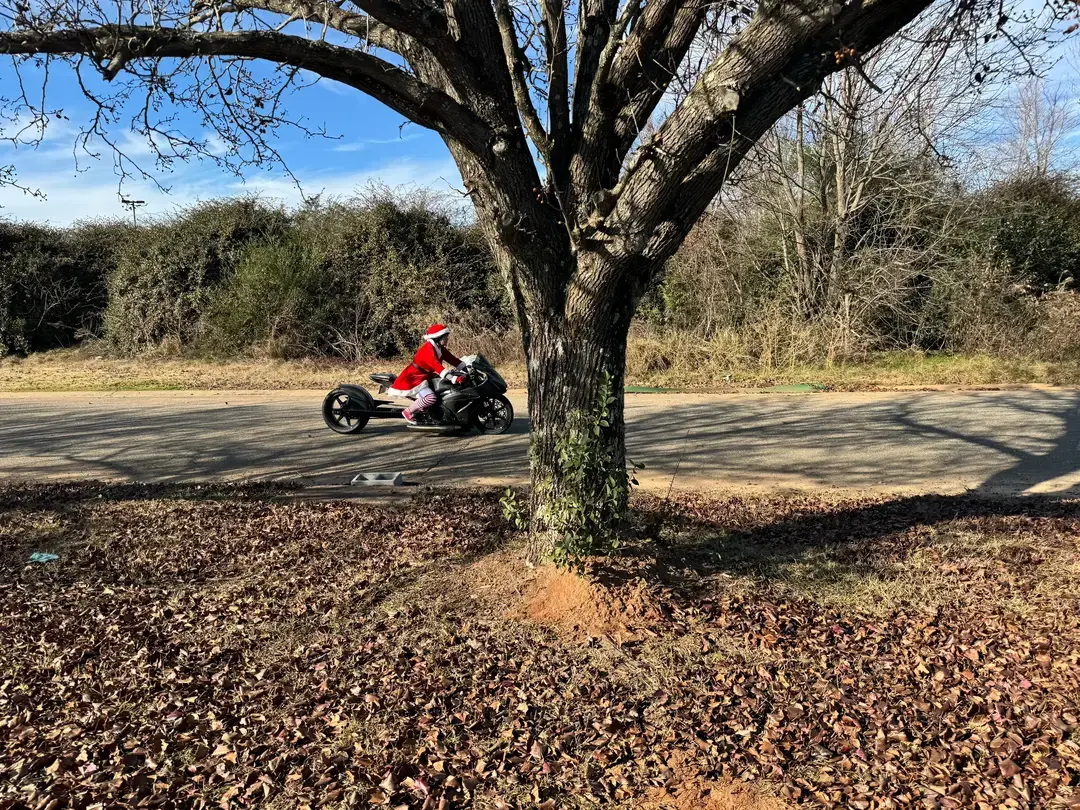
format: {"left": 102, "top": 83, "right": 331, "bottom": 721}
{"left": 120, "top": 198, "right": 146, "bottom": 226}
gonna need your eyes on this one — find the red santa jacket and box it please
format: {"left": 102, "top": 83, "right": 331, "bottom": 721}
{"left": 390, "top": 339, "right": 462, "bottom": 394}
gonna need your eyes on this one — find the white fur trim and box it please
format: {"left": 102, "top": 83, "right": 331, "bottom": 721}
{"left": 387, "top": 382, "right": 428, "bottom": 398}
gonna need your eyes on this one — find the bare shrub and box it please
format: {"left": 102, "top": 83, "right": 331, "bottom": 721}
{"left": 1030, "top": 291, "right": 1080, "bottom": 360}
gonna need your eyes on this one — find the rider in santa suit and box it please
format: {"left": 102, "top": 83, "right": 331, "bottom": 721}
{"left": 388, "top": 323, "right": 467, "bottom": 423}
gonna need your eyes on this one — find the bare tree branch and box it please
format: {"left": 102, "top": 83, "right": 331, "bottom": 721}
{"left": 541, "top": 0, "right": 571, "bottom": 188}
{"left": 570, "top": 0, "right": 619, "bottom": 130}
{"left": 210, "top": 0, "right": 405, "bottom": 53}
{"left": 0, "top": 25, "right": 495, "bottom": 152}
{"left": 608, "top": 0, "right": 707, "bottom": 149}
{"left": 608, "top": 0, "right": 941, "bottom": 272}
{"left": 493, "top": 0, "right": 550, "bottom": 156}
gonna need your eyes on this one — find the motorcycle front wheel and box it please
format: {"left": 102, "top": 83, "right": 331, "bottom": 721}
{"left": 477, "top": 395, "right": 514, "bottom": 435}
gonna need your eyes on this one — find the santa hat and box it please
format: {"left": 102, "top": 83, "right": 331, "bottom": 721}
{"left": 425, "top": 323, "right": 450, "bottom": 340}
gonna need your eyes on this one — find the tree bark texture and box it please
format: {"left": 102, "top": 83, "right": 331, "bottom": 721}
{"left": 521, "top": 251, "right": 642, "bottom": 561}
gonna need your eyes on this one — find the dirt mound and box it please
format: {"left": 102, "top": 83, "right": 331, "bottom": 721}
{"left": 639, "top": 755, "right": 790, "bottom": 810}
{"left": 521, "top": 566, "right": 664, "bottom": 641}
{"left": 640, "top": 777, "right": 790, "bottom": 810}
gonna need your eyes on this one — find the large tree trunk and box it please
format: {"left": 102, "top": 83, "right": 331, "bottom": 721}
{"left": 513, "top": 250, "right": 644, "bottom": 563}
{"left": 525, "top": 314, "right": 630, "bottom": 561}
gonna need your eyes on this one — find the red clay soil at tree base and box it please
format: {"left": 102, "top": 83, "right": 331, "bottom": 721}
{"left": 521, "top": 567, "right": 666, "bottom": 643}
{"left": 639, "top": 778, "right": 791, "bottom": 810}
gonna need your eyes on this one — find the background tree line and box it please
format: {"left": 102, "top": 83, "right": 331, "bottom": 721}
{"left": 0, "top": 187, "right": 512, "bottom": 360}
{"left": 635, "top": 66, "right": 1080, "bottom": 371}
{"left": 2, "top": 75, "right": 1079, "bottom": 368}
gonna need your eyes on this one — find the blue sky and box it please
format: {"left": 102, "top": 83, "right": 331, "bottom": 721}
{"left": 0, "top": 64, "right": 460, "bottom": 225}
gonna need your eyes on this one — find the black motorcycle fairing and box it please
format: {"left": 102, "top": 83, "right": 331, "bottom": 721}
{"left": 439, "top": 387, "right": 482, "bottom": 421}
{"left": 465, "top": 356, "right": 507, "bottom": 393}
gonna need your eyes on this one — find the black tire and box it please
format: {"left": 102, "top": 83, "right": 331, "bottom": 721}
{"left": 322, "top": 388, "right": 371, "bottom": 434}
{"left": 478, "top": 395, "right": 514, "bottom": 435}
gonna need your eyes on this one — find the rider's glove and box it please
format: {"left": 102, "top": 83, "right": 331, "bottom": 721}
{"left": 450, "top": 372, "right": 467, "bottom": 385}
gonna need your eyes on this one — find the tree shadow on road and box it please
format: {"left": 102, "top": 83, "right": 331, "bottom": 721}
{"left": 3, "top": 389, "right": 1079, "bottom": 495}
{"left": 888, "top": 391, "right": 1080, "bottom": 496}
{"left": 0, "top": 399, "right": 533, "bottom": 486}
{"left": 590, "top": 390, "right": 1080, "bottom": 606}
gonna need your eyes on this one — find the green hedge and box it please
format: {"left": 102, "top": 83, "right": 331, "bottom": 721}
{"left": 3, "top": 191, "right": 510, "bottom": 360}
{"left": 196, "top": 193, "right": 507, "bottom": 358}
{"left": 2, "top": 175, "right": 1078, "bottom": 364}
{"left": 978, "top": 174, "right": 1080, "bottom": 292}
{"left": 103, "top": 199, "right": 290, "bottom": 354}
{"left": 0, "top": 221, "right": 117, "bottom": 356}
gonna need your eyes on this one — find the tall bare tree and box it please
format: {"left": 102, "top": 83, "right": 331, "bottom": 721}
{"left": 0, "top": 0, "right": 1069, "bottom": 555}
{"left": 1001, "top": 76, "right": 1078, "bottom": 177}
{"left": 753, "top": 26, "right": 1001, "bottom": 322}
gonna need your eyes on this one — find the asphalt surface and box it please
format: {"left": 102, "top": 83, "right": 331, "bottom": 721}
{"left": 1, "top": 389, "right": 1079, "bottom": 496}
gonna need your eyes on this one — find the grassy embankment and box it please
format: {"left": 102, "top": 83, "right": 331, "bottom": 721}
{"left": 2, "top": 342, "right": 1079, "bottom": 392}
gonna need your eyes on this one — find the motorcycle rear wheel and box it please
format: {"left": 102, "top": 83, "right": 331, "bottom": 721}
{"left": 322, "top": 388, "right": 371, "bottom": 434}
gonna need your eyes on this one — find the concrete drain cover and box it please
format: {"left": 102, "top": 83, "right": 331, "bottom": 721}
{"left": 351, "top": 472, "right": 405, "bottom": 487}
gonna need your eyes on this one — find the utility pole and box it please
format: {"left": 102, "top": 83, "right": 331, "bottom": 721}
{"left": 120, "top": 197, "right": 146, "bottom": 226}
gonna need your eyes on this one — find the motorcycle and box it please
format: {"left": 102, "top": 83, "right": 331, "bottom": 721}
{"left": 322, "top": 354, "right": 515, "bottom": 436}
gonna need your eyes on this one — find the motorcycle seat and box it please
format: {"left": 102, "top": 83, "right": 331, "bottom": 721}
{"left": 369, "top": 373, "right": 397, "bottom": 386}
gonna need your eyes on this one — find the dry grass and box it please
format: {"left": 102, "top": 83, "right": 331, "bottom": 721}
{"left": 0, "top": 345, "right": 421, "bottom": 392}
{"left": 3, "top": 339, "right": 1079, "bottom": 392}
{"left": 625, "top": 331, "right": 1080, "bottom": 390}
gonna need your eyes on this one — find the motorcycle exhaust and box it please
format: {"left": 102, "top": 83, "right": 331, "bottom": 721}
{"left": 405, "top": 423, "right": 460, "bottom": 434}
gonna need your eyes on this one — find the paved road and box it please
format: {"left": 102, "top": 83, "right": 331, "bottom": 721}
{"left": 1, "top": 389, "right": 1079, "bottom": 496}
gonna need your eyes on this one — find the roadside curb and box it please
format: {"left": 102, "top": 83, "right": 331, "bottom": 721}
{"left": 275, "top": 484, "right": 420, "bottom": 504}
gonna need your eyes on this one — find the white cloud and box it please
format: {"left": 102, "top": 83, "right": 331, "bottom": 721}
{"left": 0, "top": 166, "right": 213, "bottom": 224}
{"left": 114, "top": 130, "right": 163, "bottom": 159}
{"left": 229, "top": 156, "right": 463, "bottom": 205}
{"left": 0, "top": 150, "right": 463, "bottom": 225}
{"left": 331, "top": 132, "right": 423, "bottom": 152}
{"left": 315, "top": 78, "right": 354, "bottom": 97}
{"left": 0, "top": 113, "right": 81, "bottom": 150}
{"left": 206, "top": 133, "right": 231, "bottom": 157}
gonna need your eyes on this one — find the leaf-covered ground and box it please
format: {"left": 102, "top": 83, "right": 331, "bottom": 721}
{"left": 2, "top": 483, "right": 1079, "bottom": 810}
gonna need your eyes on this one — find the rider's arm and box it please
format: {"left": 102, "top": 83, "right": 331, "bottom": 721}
{"left": 441, "top": 349, "right": 462, "bottom": 370}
